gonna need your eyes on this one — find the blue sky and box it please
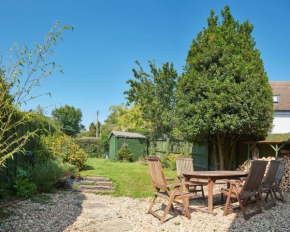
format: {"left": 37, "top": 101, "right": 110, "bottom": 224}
{"left": 0, "top": 0, "right": 289, "bottom": 129}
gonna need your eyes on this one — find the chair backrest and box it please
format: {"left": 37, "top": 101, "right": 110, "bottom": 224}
{"left": 176, "top": 158, "right": 194, "bottom": 177}
{"left": 147, "top": 156, "right": 167, "bottom": 189}
{"left": 275, "top": 161, "right": 285, "bottom": 184}
{"left": 240, "top": 160, "right": 268, "bottom": 195}
{"left": 262, "top": 160, "right": 280, "bottom": 186}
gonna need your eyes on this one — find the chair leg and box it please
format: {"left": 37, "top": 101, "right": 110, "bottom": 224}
{"left": 201, "top": 186, "right": 205, "bottom": 200}
{"left": 160, "top": 189, "right": 177, "bottom": 224}
{"left": 268, "top": 189, "right": 277, "bottom": 209}
{"left": 179, "top": 187, "right": 191, "bottom": 220}
{"left": 277, "top": 189, "right": 286, "bottom": 203}
{"left": 255, "top": 195, "right": 262, "bottom": 213}
{"left": 223, "top": 195, "right": 231, "bottom": 216}
{"left": 258, "top": 189, "right": 267, "bottom": 209}
{"left": 147, "top": 195, "right": 157, "bottom": 213}
{"left": 223, "top": 185, "right": 233, "bottom": 216}
{"left": 237, "top": 196, "right": 248, "bottom": 220}
{"left": 265, "top": 191, "right": 269, "bottom": 202}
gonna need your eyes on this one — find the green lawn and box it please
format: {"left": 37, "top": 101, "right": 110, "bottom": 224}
{"left": 80, "top": 158, "right": 177, "bottom": 198}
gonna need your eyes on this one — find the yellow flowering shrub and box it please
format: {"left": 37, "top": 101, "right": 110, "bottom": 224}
{"left": 37, "top": 133, "right": 88, "bottom": 170}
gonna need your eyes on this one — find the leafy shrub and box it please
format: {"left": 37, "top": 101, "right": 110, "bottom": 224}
{"left": 66, "top": 143, "right": 87, "bottom": 170}
{"left": 117, "top": 142, "right": 133, "bottom": 162}
{"left": 2, "top": 168, "right": 37, "bottom": 199}
{"left": 36, "top": 133, "right": 88, "bottom": 170}
{"left": 0, "top": 182, "right": 11, "bottom": 200}
{"left": 161, "top": 153, "right": 183, "bottom": 170}
{"left": 74, "top": 138, "right": 104, "bottom": 158}
{"left": 31, "top": 160, "right": 65, "bottom": 193}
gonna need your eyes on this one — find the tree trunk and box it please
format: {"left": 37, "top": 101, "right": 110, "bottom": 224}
{"left": 212, "top": 143, "right": 218, "bottom": 170}
{"left": 227, "top": 138, "right": 238, "bottom": 170}
{"left": 217, "top": 135, "right": 225, "bottom": 170}
{"left": 165, "top": 134, "right": 170, "bottom": 156}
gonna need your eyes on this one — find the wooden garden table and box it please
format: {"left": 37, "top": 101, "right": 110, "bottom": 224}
{"left": 182, "top": 171, "right": 248, "bottom": 215}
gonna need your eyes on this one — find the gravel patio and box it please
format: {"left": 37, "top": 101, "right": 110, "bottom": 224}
{"left": 0, "top": 185, "right": 289, "bottom": 232}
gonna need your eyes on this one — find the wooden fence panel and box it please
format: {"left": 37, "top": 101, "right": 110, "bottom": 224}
{"left": 149, "top": 137, "right": 209, "bottom": 170}
{"left": 0, "top": 122, "right": 37, "bottom": 182}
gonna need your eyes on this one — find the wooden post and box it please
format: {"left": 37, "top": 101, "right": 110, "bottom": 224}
{"left": 269, "top": 143, "right": 285, "bottom": 160}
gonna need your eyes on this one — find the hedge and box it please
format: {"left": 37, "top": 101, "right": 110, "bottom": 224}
{"left": 74, "top": 138, "right": 105, "bottom": 158}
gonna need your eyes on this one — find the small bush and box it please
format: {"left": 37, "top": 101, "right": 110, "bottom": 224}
{"left": 61, "top": 162, "right": 78, "bottom": 175}
{"left": 1, "top": 168, "right": 37, "bottom": 199}
{"left": 161, "top": 153, "right": 183, "bottom": 170}
{"left": 31, "top": 160, "right": 65, "bottom": 193}
{"left": 117, "top": 142, "right": 133, "bottom": 162}
{"left": 0, "top": 182, "right": 12, "bottom": 200}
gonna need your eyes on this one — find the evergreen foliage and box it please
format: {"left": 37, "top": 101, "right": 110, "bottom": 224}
{"left": 175, "top": 6, "right": 273, "bottom": 170}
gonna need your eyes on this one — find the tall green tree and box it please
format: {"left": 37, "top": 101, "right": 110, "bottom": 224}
{"left": 104, "top": 103, "right": 126, "bottom": 126}
{"left": 125, "top": 61, "right": 178, "bottom": 137}
{"left": 115, "top": 105, "right": 147, "bottom": 133}
{"left": 51, "top": 105, "right": 83, "bottom": 137}
{"left": 85, "top": 121, "right": 101, "bottom": 137}
{"left": 175, "top": 6, "right": 273, "bottom": 170}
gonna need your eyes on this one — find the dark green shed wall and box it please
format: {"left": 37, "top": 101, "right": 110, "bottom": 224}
{"left": 108, "top": 136, "right": 146, "bottom": 161}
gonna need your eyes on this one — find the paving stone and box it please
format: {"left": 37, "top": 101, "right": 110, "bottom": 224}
{"left": 82, "top": 220, "right": 132, "bottom": 232}
{"left": 81, "top": 202, "right": 109, "bottom": 209}
{"left": 79, "top": 211, "right": 119, "bottom": 220}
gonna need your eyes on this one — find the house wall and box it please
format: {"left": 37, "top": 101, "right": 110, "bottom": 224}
{"left": 272, "top": 111, "right": 290, "bottom": 133}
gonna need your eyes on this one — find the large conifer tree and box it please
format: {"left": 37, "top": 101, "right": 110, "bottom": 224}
{"left": 176, "top": 6, "right": 273, "bottom": 170}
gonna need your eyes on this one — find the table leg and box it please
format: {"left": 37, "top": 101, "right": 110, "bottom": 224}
{"left": 208, "top": 178, "right": 215, "bottom": 212}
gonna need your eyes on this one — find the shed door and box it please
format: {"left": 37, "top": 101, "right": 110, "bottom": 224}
{"left": 192, "top": 145, "right": 208, "bottom": 171}
{"left": 109, "top": 137, "right": 116, "bottom": 161}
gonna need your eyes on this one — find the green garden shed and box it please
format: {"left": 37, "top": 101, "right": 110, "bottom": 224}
{"left": 108, "top": 131, "right": 147, "bottom": 161}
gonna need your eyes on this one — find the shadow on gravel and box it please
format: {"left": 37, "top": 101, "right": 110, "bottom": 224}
{"left": 0, "top": 191, "right": 85, "bottom": 232}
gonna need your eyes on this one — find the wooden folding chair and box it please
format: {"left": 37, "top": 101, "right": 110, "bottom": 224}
{"left": 268, "top": 161, "right": 286, "bottom": 203}
{"left": 176, "top": 157, "right": 207, "bottom": 199}
{"left": 221, "top": 160, "right": 268, "bottom": 220}
{"left": 258, "top": 160, "right": 280, "bottom": 209}
{"left": 147, "top": 156, "right": 195, "bottom": 224}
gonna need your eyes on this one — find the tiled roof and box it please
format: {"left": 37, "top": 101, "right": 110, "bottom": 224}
{"left": 107, "top": 124, "right": 116, "bottom": 131}
{"left": 270, "top": 82, "right": 290, "bottom": 111}
{"left": 108, "top": 131, "right": 146, "bottom": 139}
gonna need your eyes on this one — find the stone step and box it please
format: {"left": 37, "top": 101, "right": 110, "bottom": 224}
{"left": 83, "top": 177, "right": 110, "bottom": 181}
{"left": 82, "top": 180, "right": 113, "bottom": 187}
{"left": 80, "top": 189, "right": 114, "bottom": 194}
{"left": 81, "top": 185, "right": 114, "bottom": 190}
{"left": 95, "top": 181, "right": 113, "bottom": 187}
{"left": 82, "top": 180, "right": 96, "bottom": 185}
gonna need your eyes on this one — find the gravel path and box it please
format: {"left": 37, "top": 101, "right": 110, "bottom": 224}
{"left": 0, "top": 188, "right": 289, "bottom": 232}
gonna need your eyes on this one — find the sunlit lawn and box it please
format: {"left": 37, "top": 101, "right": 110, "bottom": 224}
{"left": 80, "top": 158, "right": 177, "bottom": 198}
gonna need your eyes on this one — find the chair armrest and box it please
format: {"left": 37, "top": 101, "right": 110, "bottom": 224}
{"left": 223, "top": 179, "right": 243, "bottom": 187}
{"left": 166, "top": 181, "right": 193, "bottom": 188}
{"left": 166, "top": 178, "right": 175, "bottom": 182}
